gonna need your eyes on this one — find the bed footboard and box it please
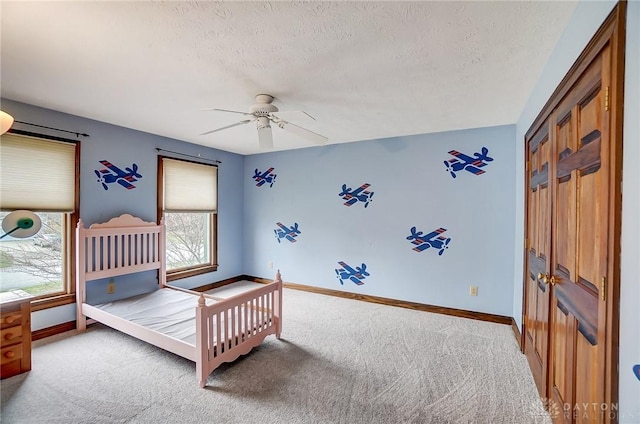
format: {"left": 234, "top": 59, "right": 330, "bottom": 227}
{"left": 195, "top": 271, "right": 283, "bottom": 387}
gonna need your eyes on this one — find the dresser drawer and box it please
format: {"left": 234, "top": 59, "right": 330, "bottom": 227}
{"left": 1, "top": 343, "right": 23, "bottom": 365}
{"left": 0, "top": 290, "right": 33, "bottom": 378}
{"left": 0, "top": 326, "right": 22, "bottom": 345}
{"left": 0, "top": 311, "right": 22, "bottom": 328}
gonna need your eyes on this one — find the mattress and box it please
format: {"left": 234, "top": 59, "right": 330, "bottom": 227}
{"left": 93, "top": 289, "right": 217, "bottom": 346}
{"left": 93, "top": 287, "right": 271, "bottom": 347}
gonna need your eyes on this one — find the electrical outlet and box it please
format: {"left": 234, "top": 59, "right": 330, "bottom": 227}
{"left": 470, "top": 285, "right": 478, "bottom": 296}
{"left": 107, "top": 279, "right": 115, "bottom": 294}
{"left": 268, "top": 260, "right": 273, "bottom": 269}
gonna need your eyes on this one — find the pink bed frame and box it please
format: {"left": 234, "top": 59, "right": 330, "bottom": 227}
{"left": 75, "top": 213, "right": 282, "bottom": 387}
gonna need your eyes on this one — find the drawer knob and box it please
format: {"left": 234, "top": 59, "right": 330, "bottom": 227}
{"left": 5, "top": 316, "right": 15, "bottom": 324}
{"left": 4, "top": 351, "right": 15, "bottom": 359}
{"left": 4, "top": 332, "right": 14, "bottom": 340}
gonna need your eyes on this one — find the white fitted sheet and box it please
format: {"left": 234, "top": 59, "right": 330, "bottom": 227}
{"left": 93, "top": 287, "right": 272, "bottom": 347}
{"left": 93, "top": 289, "right": 216, "bottom": 346}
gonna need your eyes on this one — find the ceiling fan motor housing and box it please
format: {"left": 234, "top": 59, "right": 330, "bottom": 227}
{"left": 250, "top": 94, "right": 278, "bottom": 116}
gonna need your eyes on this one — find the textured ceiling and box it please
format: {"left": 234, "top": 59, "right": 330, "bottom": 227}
{"left": 0, "top": 1, "right": 577, "bottom": 155}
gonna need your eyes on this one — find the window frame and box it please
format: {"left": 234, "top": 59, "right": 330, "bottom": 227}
{"left": 157, "top": 156, "right": 218, "bottom": 282}
{"left": 0, "top": 130, "right": 80, "bottom": 311}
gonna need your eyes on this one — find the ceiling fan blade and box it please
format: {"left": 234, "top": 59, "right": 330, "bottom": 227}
{"left": 202, "top": 108, "right": 253, "bottom": 116}
{"left": 257, "top": 125, "right": 273, "bottom": 149}
{"left": 200, "top": 119, "right": 253, "bottom": 136}
{"left": 277, "top": 120, "right": 327, "bottom": 144}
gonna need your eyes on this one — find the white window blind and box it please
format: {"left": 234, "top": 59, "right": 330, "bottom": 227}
{"left": 163, "top": 158, "right": 218, "bottom": 212}
{"left": 0, "top": 133, "right": 76, "bottom": 212}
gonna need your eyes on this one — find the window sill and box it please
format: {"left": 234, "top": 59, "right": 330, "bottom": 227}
{"left": 166, "top": 264, "right": 218, "bottom": 282}
{"left": 31, "top": 293, "right": 76, "bottom": 312}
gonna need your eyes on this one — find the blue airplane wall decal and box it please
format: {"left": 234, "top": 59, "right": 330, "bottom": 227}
{"left": 274, "top": 222, "right": 301, "bottom": 243}
{"left": 634, "top": 364, "right": 640, "bottom": 381}
{"left": 335, "top": 261, "right": 369, "bottom": 286}
{"left": 253, "top": 167, "right": 277, "bottom": 187}
{"left": 95, "top": 160, "right": 142, "bottom": 190}
{"left": 406, "top": 226, "right": 451, "bottom": 256}
{"left": 338, "top": 183, "right": 374, "bottom": 208}
{"left": 444, "top": 146, "right": 493, "bottom": 178}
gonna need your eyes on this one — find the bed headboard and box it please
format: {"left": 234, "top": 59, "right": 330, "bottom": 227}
{"left": 76, "top": 214, "right": 166, "bottom": 305}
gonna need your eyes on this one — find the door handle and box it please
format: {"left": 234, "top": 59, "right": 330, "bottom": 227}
{"left": 548, "top": 276, "right": 558, "bottom": 286}
{"left": 537, "top": 273, "right": 549, "bottom": 284}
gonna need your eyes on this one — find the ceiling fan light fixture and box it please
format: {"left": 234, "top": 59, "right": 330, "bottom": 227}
{"left": 0, "top": 110, "right": 15, "bottom": 134}
{"left": 257, "top": 124, "right": 273, "bottom": 149}
{"left": 256, "top": 116, "right": 271, "bottom": 130}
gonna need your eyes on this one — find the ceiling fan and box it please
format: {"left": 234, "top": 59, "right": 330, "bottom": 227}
{"left": 201, "top": 94, "right": 327, "bottom": 149}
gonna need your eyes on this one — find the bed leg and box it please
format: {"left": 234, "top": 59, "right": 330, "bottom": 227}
{"left": 196, "top": 294, "right": 208, "bottom": 388}
{"left": 275, "top": 270, "right": 282, "bottom": 339}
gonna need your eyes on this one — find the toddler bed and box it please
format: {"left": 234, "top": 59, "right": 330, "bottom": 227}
{"left": 75, "top": 214, "right": 282, "bottom": 387}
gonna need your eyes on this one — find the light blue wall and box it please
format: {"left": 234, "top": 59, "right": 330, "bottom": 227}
{"left": 513, "top": 1, "right": 639, "bottom": 421}
{"left": 0, "top": 99, "right": 245, "bottom": 328}
{"left": 244, "top": 125, "right": 516, "bottom": 317}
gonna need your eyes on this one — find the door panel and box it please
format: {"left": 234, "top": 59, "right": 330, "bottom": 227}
{"left": 554, "top": 113, "right": 577, "bottom": 282}
{"left": 575, "top": 333, "right": 600, "bottom": 423}
{"left": 548, "top": 46, "right": 609, "bottom": 423}
{"left": 524, "top": 127, "right": 551, "bottom": 397}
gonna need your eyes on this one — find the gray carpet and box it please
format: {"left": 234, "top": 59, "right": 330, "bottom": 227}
{"left": 1, "top": 284, "right": 551, "bottom": 423}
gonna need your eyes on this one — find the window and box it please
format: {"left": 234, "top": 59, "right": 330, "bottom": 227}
{"left": 158, "top": 156, "right": 218, "bottom": 280}
{"left": 0, "top": 132, "right": 78, "bottom": 308}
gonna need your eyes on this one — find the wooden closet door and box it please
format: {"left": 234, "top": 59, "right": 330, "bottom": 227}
{"left": 524, "top": 124, "right": 552, "bottom": 397}
{"left": 548, "top": 45, "right": 611, "bottom": 424}
{"left": 522, "top": 5, "right": 624, "bottom": 423}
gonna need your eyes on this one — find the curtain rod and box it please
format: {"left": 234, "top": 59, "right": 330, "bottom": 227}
{"left": 7, "top": 128, "right": 80, "bottom": 144}
{"left": 155, "top": 148, "right": 222, "bottom": 164}
{"left": 14, "top": 120, "right": 89, "bottom": 138}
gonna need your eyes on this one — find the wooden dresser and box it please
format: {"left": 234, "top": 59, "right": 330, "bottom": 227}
{"left": 0, "top": 290, "right": 33, "bottom": 378}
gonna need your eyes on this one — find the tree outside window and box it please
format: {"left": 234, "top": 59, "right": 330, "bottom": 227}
{"left": 0, "top": 212, "right": 66, "bottom": 296}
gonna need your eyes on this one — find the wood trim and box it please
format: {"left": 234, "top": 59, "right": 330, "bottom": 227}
{"left": 32, "top": 321, "right": 75, "bottom": 341}
{"left": 189, "top": 274, "right": 252, "bottom": 293}
{"left": 212, "top": 213, "right": 218, "bottom": 273}
{"left": 165, "top": 264, "right": 219, "bottom": 282}
{"left": 30, "top": 293, "right": 76, "bottom": 312}
{"left": 605, "top": 2, "right": 626, "bottom": 420}
{"left": 520, "top": 148, "right": 529, "bottom": 354}
{"left": 70, "top": 141, "right": 80, "bottom": 297}
{"left": 511, "top": 318, "right": 522, "bottom": 350}
{"left": 250, "top": 275, "right": 279, "bottom": 285}
{"left": 156, "top": 154, "right": 164, "bottom": 225}
{"left": 245, "top": 275, "right": 512, "bottom": 325}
